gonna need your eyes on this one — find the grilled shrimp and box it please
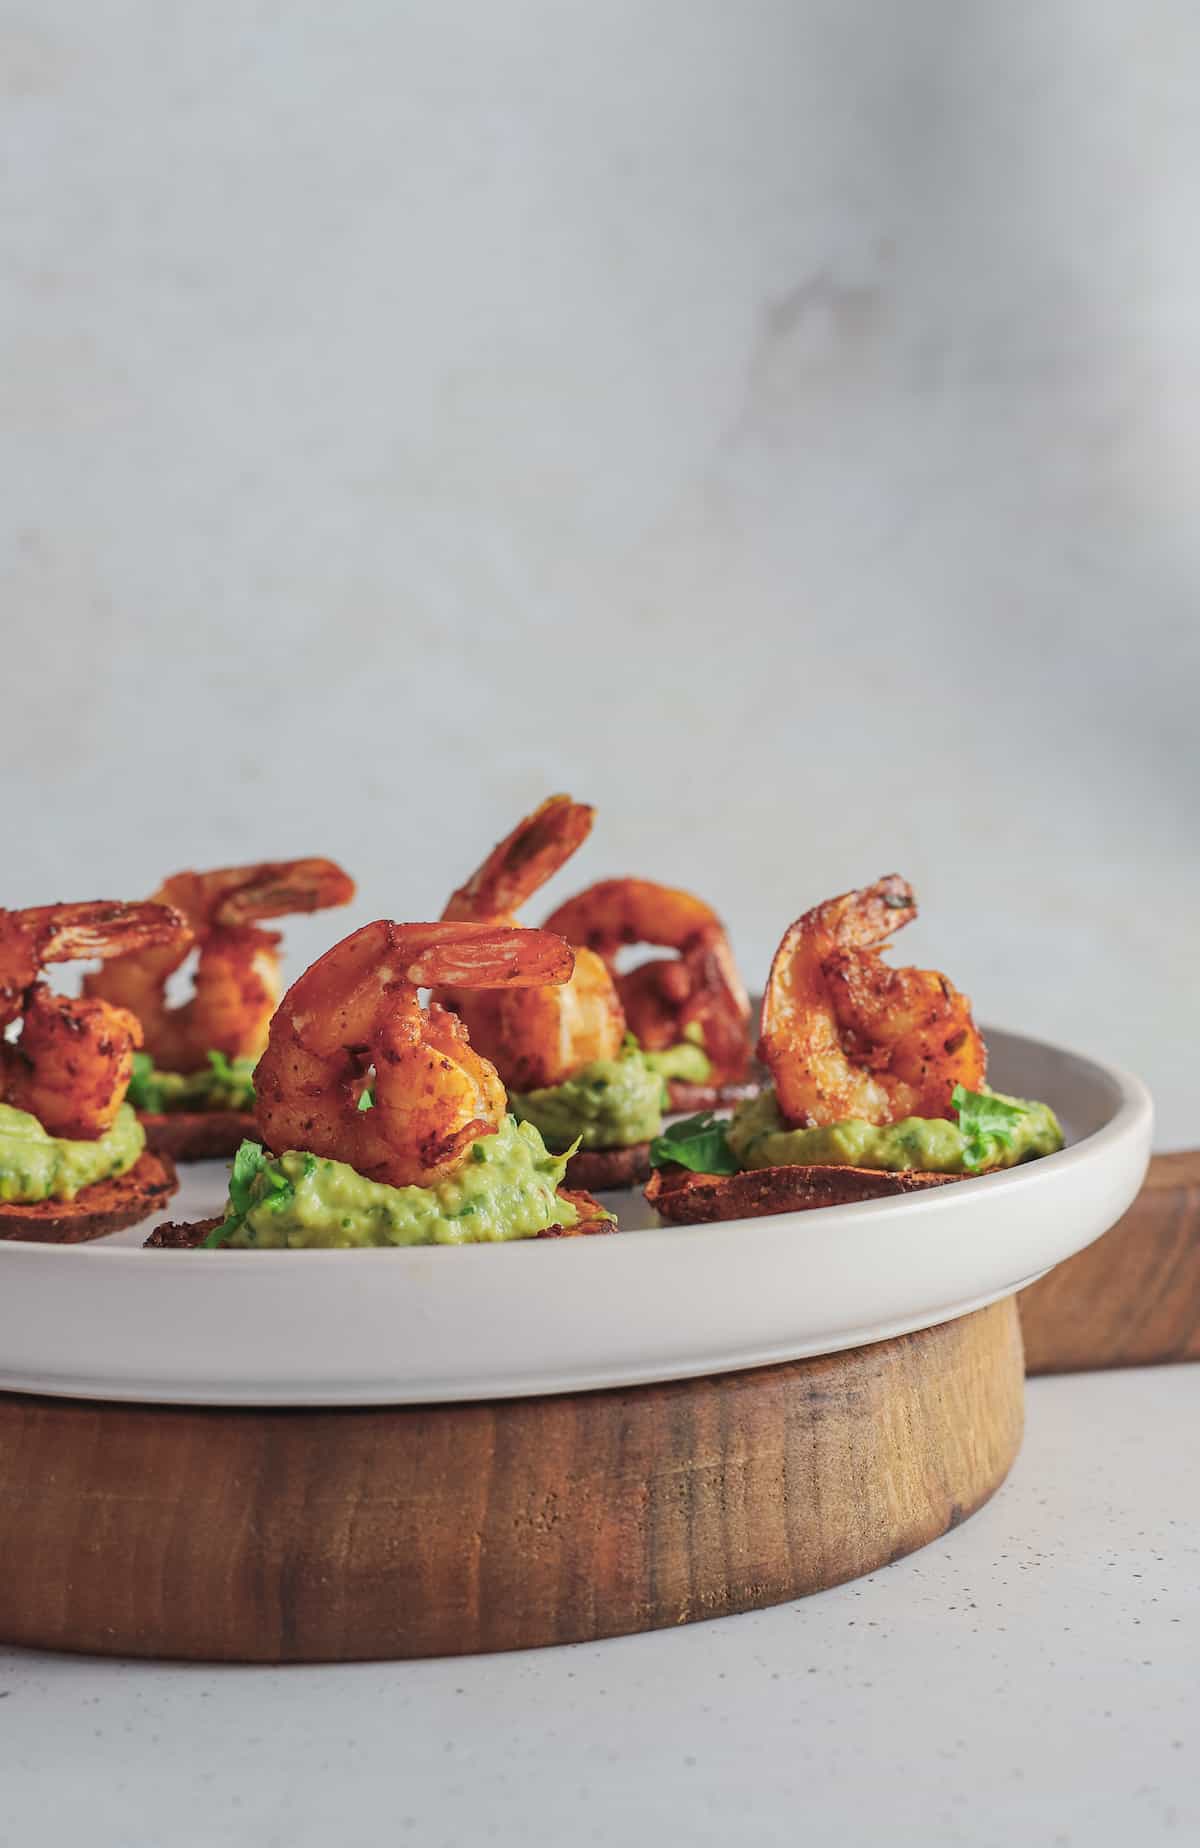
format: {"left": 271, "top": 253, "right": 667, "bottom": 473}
{"left": 253, "top": 920, "right": 575, "bottom": 1189}
{"left": 543, "top": 879, "right": 751, "bottom": 1082}
{"left": 84, "top": 858, "right": 355, "bottom": 1073}
{"left": 0, "top": 901, "right": 191, "bottom": 1138}
{"left": 758, "top": 875, "right": 986, "bottom": 1127}
{"left": 440, "top": 797, "right": 626, "bottom": 1089}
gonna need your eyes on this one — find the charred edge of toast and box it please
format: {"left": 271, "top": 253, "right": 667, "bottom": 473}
{"left": 0, "top": 1151, "right": 180, "bottom": 1245}
{"left": 565, "top": 1142, "right": 652, "bottom": 1192}
{"left": 146, "top": 1188, "right": 615, "bottom": 1249}
{"left": 139, "top": 1110, "right": 259, "bottom": 1163}
{"left": 145, "top": 1214, "right": 221, "bottom": 1249}
{"left": 645, "top": 1162, "right": 963, "bottom": 1225}
{"left": 537, "top": 1187, "right": 616, "bottom": 1237}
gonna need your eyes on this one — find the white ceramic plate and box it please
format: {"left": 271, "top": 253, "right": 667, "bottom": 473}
{"left": 0, "top": 1028, "right": 1151, "bottom": 1406}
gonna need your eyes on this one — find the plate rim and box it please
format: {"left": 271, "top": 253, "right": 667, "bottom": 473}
{"left": 0, "top": 1025, "right": 1154, "bottom": 1406}
{"left": 0, "top": 1022, "right": 1153, "bottom": 1269}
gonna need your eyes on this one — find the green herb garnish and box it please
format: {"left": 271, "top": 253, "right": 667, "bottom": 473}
{"left": 206, "top": 1048, "right": 254, "bottom": 1098}
{"left": 202, "top": 1140, "right": 295, "bottom": 1248}
{"left": 127, "top": 1048, "right": 255, "bottom": 1113}
{"left": 649, "top": 1111, "right": 738, "bottom": 1176}
{"left": 952, "top": 1085, "right": 1029, "bottom": 1172}
{"left": 126, "top": 1050, "right": 162, "bottom": 1112}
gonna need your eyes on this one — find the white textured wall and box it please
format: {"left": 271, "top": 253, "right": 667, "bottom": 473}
{"left": 3, "top": 2, "right": 1196, "bottom": 1141}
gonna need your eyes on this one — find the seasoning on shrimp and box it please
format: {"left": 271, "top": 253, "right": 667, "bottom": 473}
{"left": 83, "top": 857, "right": 356, "bottom": 1161}
{"left": 439, "top": 796, "right": 626, "bottom": 1090}
{"left": 254, "top": 919, "right": 576, "bottom": 1190}
{"left": 148, "top": 918, "right": 615, "bottom": 1248}
{"left": 648, "top": 877, "right": 1064, "bottom": 1224}
{"left": 84, "top": 858, "right": 355, "bottom": 1074}
{"left": 1, "top": 901, "right": 191, "bottom": 1139}
{"left": 438, "top": 799, "right": 755, "bottom": 1183}
{"left": 756, "top": 875, "right": 985, "bottom": 1128}
{"left": 543, "top": 877, "right": 751, "bottom": 1087}
{"left": 0, "top": 900, "right": 189, "bottom": 1236}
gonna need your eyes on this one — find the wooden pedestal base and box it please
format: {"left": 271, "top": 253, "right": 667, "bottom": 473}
{"left": 1020, "top": 1152, "right": 1200, "bottom": 1374}
{"left": 0, "top": 1300, "right": 1024, "bottom": 1662}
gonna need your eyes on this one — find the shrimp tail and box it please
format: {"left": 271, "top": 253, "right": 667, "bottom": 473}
{"left": 444, "top": 796, "right": 594, "bottom": 924}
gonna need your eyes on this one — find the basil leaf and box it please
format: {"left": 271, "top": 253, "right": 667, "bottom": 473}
{"left": 649, "top": 1111, "right": 738, "bottom": 1176}
{"left": 952, "top": 1085, "right": 1028, "bottom": 1172}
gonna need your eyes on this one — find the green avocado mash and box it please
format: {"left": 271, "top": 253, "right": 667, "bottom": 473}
{"left": 127, "top": 1050, "right": 256, "bottom": 1115}
{"left": 510, "top": 1039, "right": 669, "bottom": 1151}
{"left": 214, "top": 1116, "right": 586, "bottom": 1249}
{"left": 726, "top": 1086, "right": 1063, "bottom": 1175}
{"left": 642, "top": 1040, "right": 713, "bottom": 1086}
{"left": 0, "top": 1102, "right": 145, "bottom": 1204}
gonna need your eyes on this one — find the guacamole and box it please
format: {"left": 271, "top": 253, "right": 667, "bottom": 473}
{"left": 214, "top": 1116, "right": 585, "bottom": 1249}
{"left": 642, "top": 1040, "right": 713, "bottom": 1086}
{"left": 510, "top": 1040, "right": 668, "bottom": 1151}
{"left": 0, "top": 1102, "right": 145, "bottom": 1203}
{"left": 726, "top": 1086, "right": 1063, "bottom": 1175}
{"left": 127, "top": 1050, "right": 256, "bottom": 1115}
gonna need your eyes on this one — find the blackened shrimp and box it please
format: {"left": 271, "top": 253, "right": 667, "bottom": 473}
{"left": 440, "top": 797, "right": 626, "bottom": 1088}
{"left": 253, "top": 920, "right": 575, "bottom": 1189}
{"left": 0, "top": 901, "right": 190, "bottom": 1137}
{"left": 758, "top": 875, "right": 986, "bottom": 1126}
{"left": 543, "top": 878, "right": 750, "bottom": 1083}
{"left": 84, "top": 858, "right": 355, "bottom": 1072}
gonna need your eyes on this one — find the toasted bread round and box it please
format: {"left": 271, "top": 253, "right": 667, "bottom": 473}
{"left": 564, "top": 1142, "right": 652, "bottom": 1191}
{"left": 664, "top": 1077, "right": 760, "bottom": 1114}
{"left": 0, "top": 1151, "right": 180, "bottom": 1245}
{"left": 139, "top": 1110, "right": 257, "bottom": 1163}
{"left": 645, "top": 1162, "right": 962, "bottom": 1225}
{"left": 145, "top": 1187, "right": 615, "bottom": 1249}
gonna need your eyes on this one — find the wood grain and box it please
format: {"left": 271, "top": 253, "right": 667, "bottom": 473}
{"left": 0, "top": 1300, "right": 1023, "bottom": 1662}
{"left": 1021, "top": 1151, "right": 1200, "bottom": 1373}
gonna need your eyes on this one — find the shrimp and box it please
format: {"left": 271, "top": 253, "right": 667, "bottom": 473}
{"left": 439, "top": 798, "right": 626, "bottom": 1089}
{"left": 0, "top": 901, "right": 191, "bottom": 1138}
{"left": 84, "top": 858, "right": 355, "bottom": 1073}
{"left": 443, "top": 795, "right": 593, "bottom": 927}
{"left": 543, "top": 879, "right": 751, "bottom": 1082}
{"left": 253, "top": 920, "right": 575, "bottom": 1189}
{"left": 758, "top": 875, "right": 986, "bottom": 1128}
{"left": 489, "top": 947, "right": 626, "bottom": 1092}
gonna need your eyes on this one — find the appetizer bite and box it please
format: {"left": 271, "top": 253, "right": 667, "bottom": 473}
{"left": 146, "top": 920, "right": 613, "bottom": 1249}
{"left": 647, "top": 875, "right": 1063, "bottom": 1224}
{"left": 439, "top": 796, "right": 747, "bottom": 1189}
{"left": 83, "top": 858, "right": 355, "bottom": 1161}
{"left": 0, "top": 901, "right": 188, "bottom": 1242}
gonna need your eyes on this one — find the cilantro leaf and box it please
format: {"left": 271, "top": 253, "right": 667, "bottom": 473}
{"left": 202, "top": 1140, "right": 291, "bottom": 1247}
{"left": 649, "top": 1111, "right": 739, "bottom": 1176}
{"left": 952, "top": 1085, "right": 1028, "bottom": 1172}
{"left": 228, "top": 1139, "right": 267, "bottom": 1216}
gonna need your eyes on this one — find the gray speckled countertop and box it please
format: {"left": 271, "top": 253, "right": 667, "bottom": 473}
{"left": 1, "top": 1367, "right": 1196, "bottom": 1847}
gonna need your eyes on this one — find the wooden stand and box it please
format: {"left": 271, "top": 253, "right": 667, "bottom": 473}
{"left": 0, "top": 1300, "right": 1022, "bottom": 1663}
{"left": 1020, "top": 1152, "right": 1200, "bottom": 1374}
